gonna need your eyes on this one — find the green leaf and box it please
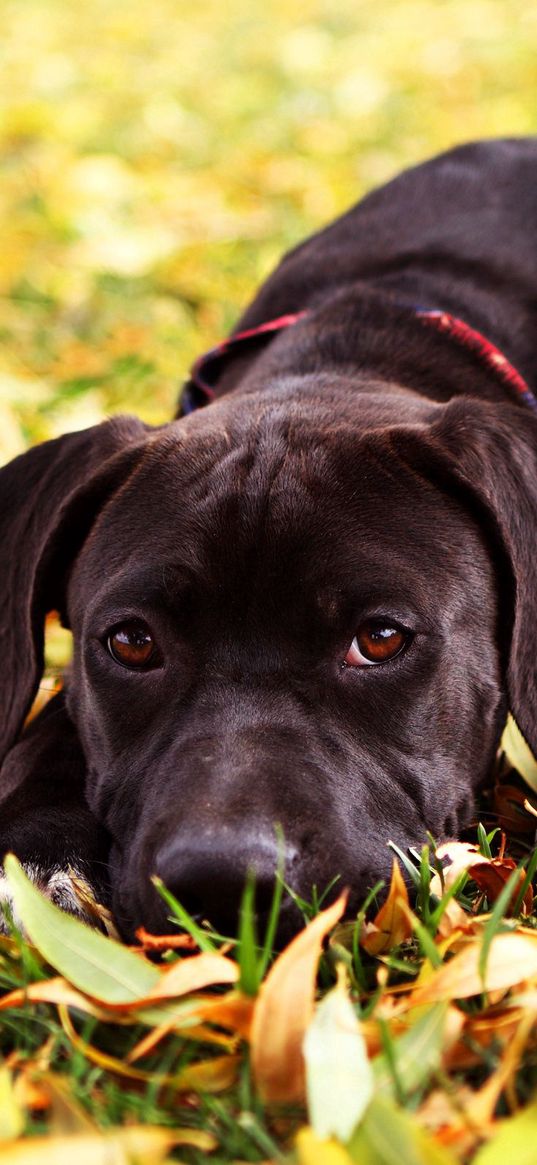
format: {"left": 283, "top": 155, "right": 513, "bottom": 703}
{"left": 303, "top": 970, "right": 373, "bottom": 1142}
{"left": 4, "top": 855, "right": 160, "bottom": 1004}
{"left": 348, "top": 1095, "right": 459, "bottom": 1165}
{"left": 374, "top": 1003, "right": 449, "bottom": 1101}
{"left": 472, "top": 1099, "right": 537, "bottom": 1164}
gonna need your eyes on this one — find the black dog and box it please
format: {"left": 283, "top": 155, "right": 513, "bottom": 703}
{"left": 1, "top": 137, "right": 537, "bottom": 940}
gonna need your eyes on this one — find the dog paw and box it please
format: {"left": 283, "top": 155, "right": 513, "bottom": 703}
{"left": 0, "top": 862, "right": 91, "bottom": 935}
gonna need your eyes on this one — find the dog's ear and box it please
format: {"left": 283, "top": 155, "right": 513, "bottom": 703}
{"left": 397, "top": 397, "right": 537, "bottom": 756}
{"left": 0, "top": 416, "right": 150, "bottom": 764}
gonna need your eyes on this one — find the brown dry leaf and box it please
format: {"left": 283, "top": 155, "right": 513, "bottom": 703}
{"left": 494, "top": 780, "right": 537, "bottom": 835}
{"left": 361, "top": 859, "right": 412, "bottom": 955}
{"left": 432, "top": 842, "right": 533, "bottom": 915}
{"left": 470, "top": 858, "right": 533, "bottom": 915}
{"left": 411, "top": 931, "right": 537, "bottom": 1005}
{"left": 193, "top": 991, "right": 255, "bottom": 1040}
{"left": 463, "top": 1011, "right": 536, "bottom": 1129}
{"left": 436, "top": 898, "right": 472, "bottom": 940}
{"left": 126, "top": 1015, "right": 234, "bottom": 1063}
{"left": 432, "top": 842, "right": 483, "bottom": 892}
{"left": 251, "top": 893, "right": 347, "bottom": 1104}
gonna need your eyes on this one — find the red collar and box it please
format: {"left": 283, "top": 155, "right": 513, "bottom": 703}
{"left": 180, "top": 306, "right": 537, "bottom": 414}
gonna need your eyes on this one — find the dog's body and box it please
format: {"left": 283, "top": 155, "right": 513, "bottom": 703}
{"left": 2, "top": 138, "right": 537, "bottom": 938}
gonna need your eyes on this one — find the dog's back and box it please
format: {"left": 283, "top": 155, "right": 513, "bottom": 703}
{"left": 236, "top": 138, "right": 537, "bottom": 390}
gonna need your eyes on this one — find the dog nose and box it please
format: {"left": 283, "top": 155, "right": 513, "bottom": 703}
{"left": 154, "top": 828, "right": 292, "bottom": 935}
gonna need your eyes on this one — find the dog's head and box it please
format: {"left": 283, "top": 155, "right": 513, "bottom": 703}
{"left": 1, "top": 380, "right": 536, "bottom": 938}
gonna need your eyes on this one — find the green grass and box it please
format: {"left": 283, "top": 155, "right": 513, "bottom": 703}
{"left": 2, "top": 820, "right": 537, "bottom": 1162}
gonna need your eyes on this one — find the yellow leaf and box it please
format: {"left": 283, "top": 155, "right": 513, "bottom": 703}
{"left": 251, "top": 893, "right": 347, "bottom": 1103}
{"left": 361, "top": 861, "right": 411, "bottom": 955}
{"left": 0, "top": 1066, "right": 24, "bottom": 1141}
{"left": 501, "top": 714, "right": 537, "bottom": 793}
{"left": 411, "top": 932, "right": 537, "bottom": 1005}
{"left": 296, "top": 1127, "right": 354, "bottom": 1165}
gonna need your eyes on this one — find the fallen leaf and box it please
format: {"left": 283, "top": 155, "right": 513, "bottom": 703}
{"left": 0, "top": 1066, "right": 24, "bottom": 1141}
{"left": 251, "top": 893, "right": 347, "bottom": 1103}
{"left": 0, "top": 1126, "right": 184, "bottom": 1164}
{"left": 296, "top": 1128, "right": 354, "bottom": 1165}
{"left": 59, "top": 1003, "right": 239, "bottom": 1091}
{"left": 472, "top": 1096, "right": 537, "bottom": 1164}
{"left": 501, "top": 714, "right": 537, "bottom": 794}
{"left": 0, "top": 977, "right": 113, "bottom": 1019}
{"left": 411, "top": 932, "right": 537, "bottom": 1005}
{"left": 361, "top": 861, "right": 412, "bottom": 955}
{"left": 191, "top": 991, "right": 254, "bottom": 1039}
{"left": 431, "top": 843, "right": 533, "bottom": 915}
{"left": 303, "top": 969, "right": 373, "bottom": 1141}
{"left": 374, "top": 1003, "right": 463, "bottom": 1101}
{"left": 4, "top": 856, "right": 160, "bottom": 1004}
{"left": 348, "top": 1094, "right": 459, "bottom": 1164}
{"left": 115, "top": 951, "right": 238, "bottom": 1010}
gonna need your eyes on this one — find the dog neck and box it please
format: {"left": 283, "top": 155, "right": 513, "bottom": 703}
{"left": 179, "top": 304, "right": 537, "bottom": 417}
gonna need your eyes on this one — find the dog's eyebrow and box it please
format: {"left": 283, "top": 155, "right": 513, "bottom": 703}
{"left": 84, "top": 563, "right": 196, "bottom": 622}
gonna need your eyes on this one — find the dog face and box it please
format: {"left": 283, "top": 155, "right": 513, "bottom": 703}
{"left": 1, "top": 375, "right": 536, "bottom": 940}
{"left": 61, "top": 385, "right": 505, "bottom": 936}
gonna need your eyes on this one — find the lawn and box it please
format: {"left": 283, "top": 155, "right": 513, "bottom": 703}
{"left": 2, "top": 0, "right": 537, "bottom": 1160}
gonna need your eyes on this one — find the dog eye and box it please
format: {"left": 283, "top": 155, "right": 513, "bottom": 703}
{"left": 107, "top": 622, "right": 155, "bottom": 669}
{"left": 344, "top": 621, "right": 409, "bottom": 667}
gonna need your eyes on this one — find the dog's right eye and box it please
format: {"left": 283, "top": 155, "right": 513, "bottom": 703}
{"left": 107, "top": 622, "right": 155, "bottom": 669}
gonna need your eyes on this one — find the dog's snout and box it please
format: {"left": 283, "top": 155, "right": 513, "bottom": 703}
{"left": 154, "top": 827, "right": 296, "bottom": 935}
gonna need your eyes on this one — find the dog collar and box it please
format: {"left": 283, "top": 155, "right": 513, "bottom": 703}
{"left": 180, "top": 311, "right": 309, "bottom": 414}
{"left": 180, "top": 305, "right": 537, "bottom": 415}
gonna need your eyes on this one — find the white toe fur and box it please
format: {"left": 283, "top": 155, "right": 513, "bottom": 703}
{"left": 0, "top": 862, "right": 86, "bottom": 933}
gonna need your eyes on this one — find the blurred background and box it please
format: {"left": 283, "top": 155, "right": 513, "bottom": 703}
{"left": 1, "top": 0, "right": 536, "bottom": 460}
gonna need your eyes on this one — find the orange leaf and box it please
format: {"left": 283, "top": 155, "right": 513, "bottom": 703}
{"left": 193, "top": 991, "right": 255, "bottom": 1039}
{"left": 411, "top": 932, "right": 537, "bottom": 1005}
{"left": 251, "top": 893, "right": 347, "bottom": 1104}
{"left": 0, "top": 978, "right": 110, "bottom": 1020}
{"left": 135, "top": 926, "right": 197, "bottom": 951}
{"left": 361, "top": 860, "right": 412, "bottom": 955}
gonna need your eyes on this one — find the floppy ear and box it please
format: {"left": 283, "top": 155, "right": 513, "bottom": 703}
{"left": 0, "top": 416, "right": 150, "bottom": 764}
{"left": 396, "top": 397, "right": 537, "bottom": 756}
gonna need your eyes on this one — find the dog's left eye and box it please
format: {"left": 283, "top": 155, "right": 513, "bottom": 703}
{"left": 343, "top": 621, "right": 409, "bottom": 667}
{"left": 107, "top": 622, "right": 156, "bottom": 669}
